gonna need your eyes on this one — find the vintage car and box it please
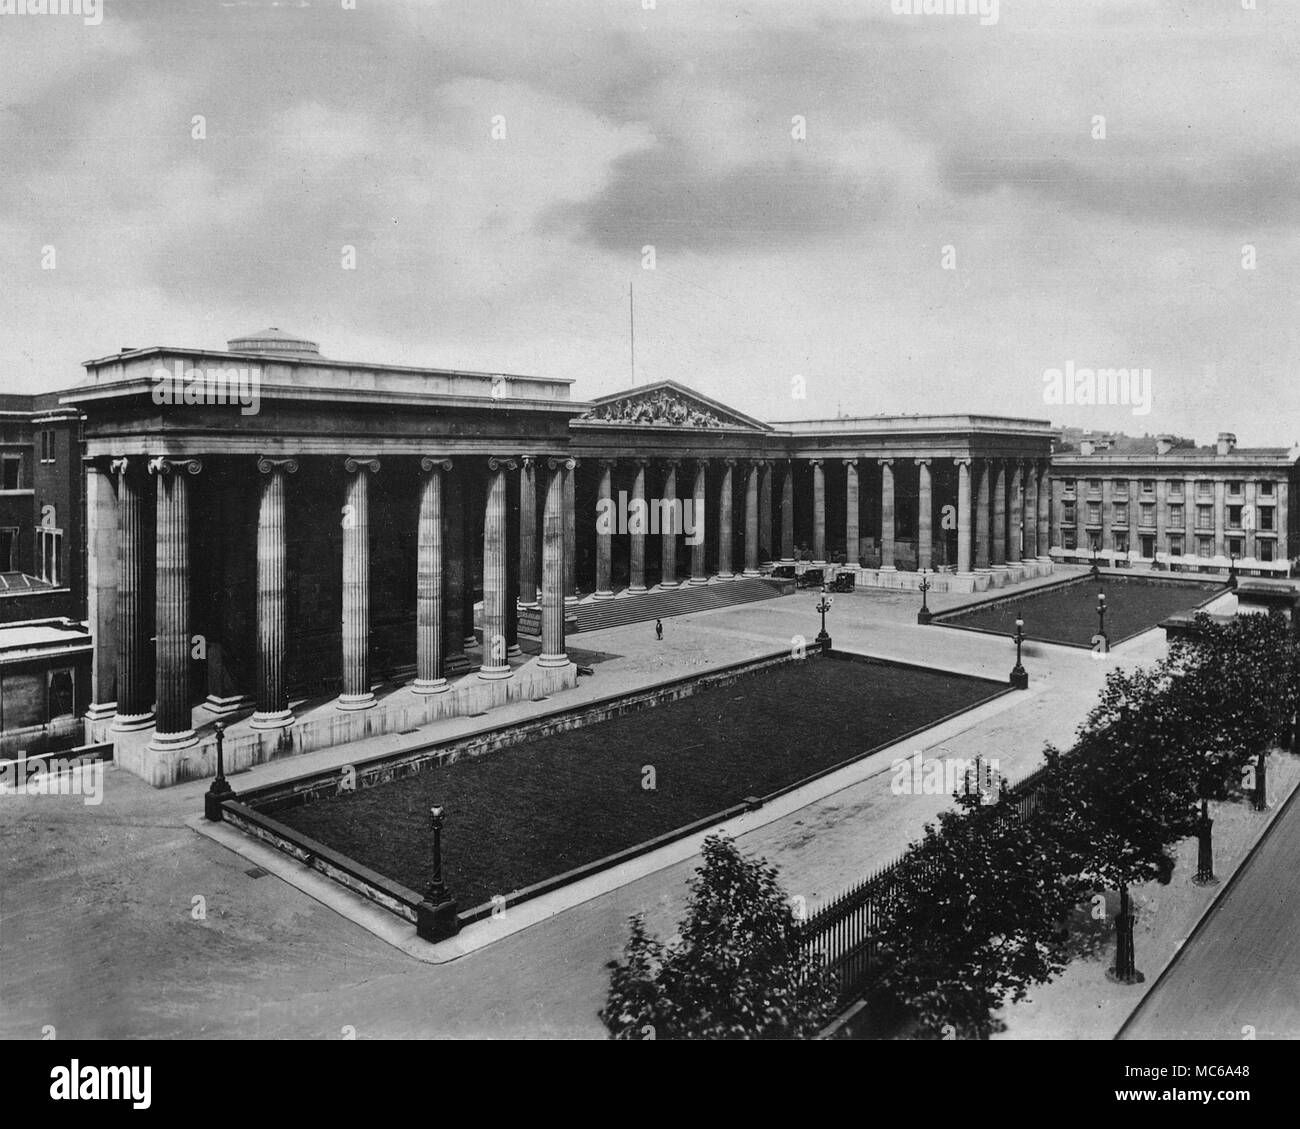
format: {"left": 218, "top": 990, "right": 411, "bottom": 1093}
{"left": 796, "top": 567, "right": 825, "bottom": 589}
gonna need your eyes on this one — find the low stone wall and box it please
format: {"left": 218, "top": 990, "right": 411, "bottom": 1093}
{"left": 111, "top": 657, "right": 580, "bottom": 788}
{"left": 830, "top": 559, "right": 1055, "bottom": 594}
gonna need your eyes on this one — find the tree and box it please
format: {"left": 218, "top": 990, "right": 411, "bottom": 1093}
{"left": 601, "top": 834, "right": 836, "bottom": 1039}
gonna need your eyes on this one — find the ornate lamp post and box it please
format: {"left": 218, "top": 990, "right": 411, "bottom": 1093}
{"left": 1227, "top": 551, "right": 1239, "bottom": 589}
{"left": 1096, "top": 592, "right": 1109, "bottom": 653}
{"left": 416, "top": 803, "right": 461, "bottom": 942}
{"left": 203, "top": 720, "right": 234, "bottom": 822}
{"left": 815, "top": 590, "right": 833, "bottom": 653}
{"left": 426, "top": 805, "right": 448, "bottom": 905}
{"left": 917, "top": 569, "right": 933, "bottom": 625}
{"left": 1009, "top": 617, "right": 1028, "bottom": 689}
{"left": 1089, "top": 546, "right": 1102, "bottom": 579}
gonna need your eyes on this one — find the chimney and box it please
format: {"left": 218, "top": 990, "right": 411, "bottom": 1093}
{"left": 1216, "top": 432, "right": 1236, "bottom": 456}
{"left": 1079, "top": 439, "right": 1095, "bottom": 456}
{"left": 1156, "top": 434, "right": 1175, "bottom": 456}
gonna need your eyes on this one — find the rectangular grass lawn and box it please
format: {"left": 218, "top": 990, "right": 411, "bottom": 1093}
{"left": 936, "top": 575, "right": 1222, "bottom": 647}
{"left": 275, "top": 656, "right": 1003, "bottom": 910}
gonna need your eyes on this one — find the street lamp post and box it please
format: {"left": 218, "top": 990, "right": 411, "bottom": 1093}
{"left": 416, "top": 804, "right": 461, "bottom": 942}
{"left": 1253, "top": 749, "right": 1269, "bottom": 812}
{"left": 917, "top": 570, "right": 933, "bottom": 625}
{"left": 1096, "top": 592, "right": 1108, "bottom": 653}
{"left": 203, "top": 721, "right": 234, "bottom": 822}
{"left": 426, "top": 805, "right": 448, "bottom": 905}
{"left": 1089, "top": 547, "right": 1101, "bottom": 579}
{"left": 1227, "top": 551, "right": 1239, "bottom": 589}
{"left": 1009, "top": 616, "right": 1028, "bottom": 689}
{"left": 815, "top": 590, "right": 833, "bottom": 653}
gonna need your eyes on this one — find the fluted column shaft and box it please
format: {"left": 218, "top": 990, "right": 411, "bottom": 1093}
{"left": 1023, "top": 462, "right": 1038, "bottom": 561}
{"left": 151, "top": 457, "right": 200, "bottom": 749}
{"left": 743, "top": 462, "right": 760, "bottom": 576}
{"left": 844, "top": 460, "right": 859, "bottom": 566}
{"left": 480, "top": 458, "right": 514, "bottom": 679}
{"left": 339, "top": 458, "right": 378, "bottom": 710}
{"left": 595, "top": 459, "right": 614, "bottom": 598}
{"left": 413, "top": 459, "right": 450, "bottom": 693}
{"left": 992, "top": 460, "right": 1008, "bottom": 566}
{"left": 85, "top": 461, "right": 118, "bottom": 721}
{"left": 112, "top": 459, "right": 152, "bottom": 730}
{"left": 717, "top": 460, "right": 735, "bottom": 578}
{"left": 759, "top": 461, "right": 773, "bottom": 565}
{"left": 539, "top": 458, "right": 572, "bottom": 666}
{"left": 442, "top": 470, "right": 467, "bottom": 668}
{"left": 690, "top": 461, "right": 708, "bottom": 584}
{"left": 629, "top": 459, "right": 648, "bottom": 592}
{"left": 518, "top": 457, "right": 538, "bottom": 607}
{"left": 974, "top": 460, "right": 991, "bottom": 569}
{"left": 253, "top": 458, "right": 297, "bottom": 727}
{"left": 812, "top": 460, "right": 826, "bottom": 564}
{"left": 879, "top": 459, "right": 896, "bottom": 570}
{"left": 956, "top": 459, "right": 973, "bottom": 573}
{"left": 1008, "top": 461, "right": 1024, "bottom": 563}
{"left": 917, "top": 459, "right": 932, "bottom": 570}
{"left": 781, "top": 462, "right": 795, "bottom": 561}
{"left": 662, "top": 460, "right": 681, "bottom": 586}
{"left": 1037, "top": 463, "right": 1051, "bottom": 556}
{"left": 563, "top": 459, "right": 577, "bottom": 603}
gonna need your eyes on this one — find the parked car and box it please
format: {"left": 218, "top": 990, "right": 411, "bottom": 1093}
{"left": 796, "top": 568, "right": 825, "bottom": 589}
{"left": 770, "top": 564, "right": 796, "bottom": 579}
{"left": 829, "top": 571, "right": 856, "bottom": 593}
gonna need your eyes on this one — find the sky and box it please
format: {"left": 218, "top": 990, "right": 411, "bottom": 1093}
{"left": 1, "top": 0, "right": 1298, "bottom": 446}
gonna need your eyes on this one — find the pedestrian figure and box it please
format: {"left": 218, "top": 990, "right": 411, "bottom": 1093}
{"left": 655, "top": 619, "right": 663, "bottom": 641}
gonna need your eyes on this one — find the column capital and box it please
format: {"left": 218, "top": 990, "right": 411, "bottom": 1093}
{"left": 518, "top": 455, "right": 535, "bottom": 470}
{"left": 877, "top": 457, "right": 894, "bottom": 468}
{"left": 953, "top": 457, "right": 972, "bottom": 468}
{"left": 487, "top": 456, "right": 517, "bottom": 473}
{"left": 257, "top": 456, "right": 299, "bottom": 475}
{"left": 547, "top": 456, "right": 577, "bottom": 472}
{"left": 420, "top": 457, "right": 453, "bottom": 473}
{"left": 344, "top": 457, "right": 381, "bottom": 474}
{"left": 721, "top": 457, "right": 737, "bottom": 468}
{"left": 109, "top": 456, "right": 131, "bottom": 476}
{"left": 663, "top": 457, "right": 682, "bottom": 470}
{"left": 598, "top": 457, "right": 619, "bottom": 469}
{"left": 148, "top": 456, "right": 203, "bottom": 476}
{"left": 842, "top": 457, "right": 858, "bottom": 468}
{"left": 914, "top": 457, "right": 931, "bottom": 467}
{"left": 807, "top": 458, "right": 823, "bottom": 468}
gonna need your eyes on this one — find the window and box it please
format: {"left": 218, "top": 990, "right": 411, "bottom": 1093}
{"left": 38, "top": 527, "right": 61, "bottom": 585}
{"left": 1087, "top": 502, "right": 1101, "bottom": 525}
{"left": 1062, "top": 501, "right": 1076, "bottom": 525}
{"left": 1114, "top": 531, "right": 1129, "bottom": 554}
{"left": 1088, "top": 531, "right": 1102, "bottom": 551}
{"left": 1197, "top": 537, "right": 1214, "bottom": 557}
{"left": 1227, "top": 480, "right": 1243, "bottom": 497}
{"left": 1229, "top": 537, "right": 1243, "bottom": 557}
{"left": 40, "top": 430, "right": 55, "bottom": 464}
{"left": 1260, "top": 479, "right": 1275, "bottom": 496}
{"left": 1169, "top": 535, "right": 1183, "bottom": 557}
{"left": 0, "top": 527, "right": 15, "bottom": 571}
{"left": 1228, "top": 505, "right": 1243, "bottom": 529}
{"left": 1260, "top": 539, "right": 1275, "bottom": 562}
{"left": 1113, "top": 502, "right": 1129, "bottom": 526}
{"left": 1113, "top": 478, "right": 1128, "bottom": 493}
{"left": 47, "top": 668, "right": 74, "bottom": 721}
{"left": 1169, "top": 503, "right": 1184, "bottom": 528}
{"left": 1, "top": 455, "right": 20, "bottom": 490}
{"left": 1140, "top": 479, "right": 1155, "bottom": 495}
{"left": 1197, "top": 480, "right": 1213, "bottom": 500}
{"left": 1196, "top": 505, "right": 1213, "bottom": 530}
{"left": 1168, "top": 480, "right": 1184, "bottom": 498}
{"left": 1140, "top": 503, "right": 1155, "bottom": 527}
{"left": 1087, "top": 479, "right": 1102, "bottom": 495}
{"left": 1140, "top": 534, "right": 1155, "bottom": 557}
{"left": 1063, "top": 530, "right": 1077, "bottom": 551}
{"left": 1261, "top": 507, "right": 1275, "bottom": 531}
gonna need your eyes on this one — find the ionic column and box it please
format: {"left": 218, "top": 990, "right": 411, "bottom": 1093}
{"left": 844, "top": 459, "right": 859, "bottom": 567}
{"left": 442, "top": 468, "right": 468, "bottom": 674}
{"left": 743, "top": 461, "right": 760, "bottom": 576}
{"left": 149, "top": 456, "right": 202, "bottom": 752}
{"left": 85, "top": 459, "right": 118, "bottom": 722}
{"left": 992, "top": 460, "right": 1008, "bottom": 567}
{"left": 518, "top": 456, "right": 538, "bottom": 608}
{"left": 689, "top": 460, "right": 708, "bottom": 584}
{"left": 955, "top": 458, "right": 973, "bottom": 574}
{"left": 717, "top": 459, "right": 736, "bottom": 578}
{"left": 1008, "top": 461, "right": 1023, "bottom": 564}
{"left": 595, "top": 458, "right": 615, "bottom": 599}
{"left": 563, "top": 458, "right": 578, "bottom": 604}
{"left": 916, "top": 458, "right": 932, "bottom": 571}
{"left": 412, "top": 458, "right": 451, "bottom": 694}
{"left": 974, "top": 460, "right": 991, "bottom": 570}
{"left": 629, "top": 457, "right": 648, "bottom": 592}
{"left": 879, "top": 458, "right": 896, "bottom": 570}
{"left": 111, "top": 458, "right": 153, "bottom": 731}
{"left": 758, "top": 461, "right": 773, "bottom": 567}
{"left": 1155, "top": 478, "right": 1168, "bottom": 561}
{"left": 480, "top": 456, "right": 516, "bottom": 680}
{"left": 811, "top": 459, "right": 826, "bottom": 564}
{"left": 780, "top": 461, "right": 795, "bottom": 562}
{"left": 1037, "top": 463, "right": 1051, "bottom": 558}
{"left": 1214, "top": 480, "right": 1227, "bottom": 559}
{"left": 539, "top": 457, "right": 573, "bottom": 667}
{"left": 662, "top": 459, "right": 681, "bottom": 586}
{"left": 1023, "top": 461, "right": 1038, "bottom": 562}
{"left": 251, "top": 457, "right": 298, "bottom": 728}
{"left": 339, "top": 457, "right": 379, "bottom": 710}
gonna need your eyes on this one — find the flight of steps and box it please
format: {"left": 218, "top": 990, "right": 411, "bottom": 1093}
{"left": 518, "top": 577, "right": 795, "bottom": 637}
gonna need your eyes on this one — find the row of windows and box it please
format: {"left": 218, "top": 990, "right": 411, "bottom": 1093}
{"left": 0, "top": 527, "right": 62, "bottom": 583}
{"left": 1062, "top": 478, "right": 1277, "bottom": 499}
{"left": 39, "top": 429, "right": 57, "bottom": 464}
{"left": 1062, "top": 531, "right": 1277, "bottom": 561}
{"left": 1062, "top": 502, "right": 1276, "bottom": 531}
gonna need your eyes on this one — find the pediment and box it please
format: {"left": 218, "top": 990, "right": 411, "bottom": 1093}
{"left": 579, "top": 381, "right": 770, "bottom": 432}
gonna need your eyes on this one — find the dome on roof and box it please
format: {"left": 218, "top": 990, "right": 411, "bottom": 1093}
{"left": 226, "top": 327, "right": 321, "bottom": 358}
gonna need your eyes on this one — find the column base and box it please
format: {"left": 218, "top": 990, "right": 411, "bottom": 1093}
{"left": 148, "top": 727, "right": 198, "bottom": 754}
{"left": 716, "top": 571, "right": 736, "bottom": 581}
{"left": 563, "top": 596, "right": 579, "bottom": 606}
{"left": 463, "top": 635, "right": 478, "bottom": 648}
{"left": 742, "top": 568, "right": 761, "bottom": 577}
{"left": 688, "top": 575, "right": 709, "bottom": 586}
{"left": 593, "top": 589, "right": 615, "bottom": 600}
{"left": 879, "top": 564, "right": 897, "bottom": 573}
{"left": 410, "top": 678, "right": 449, "bottom": 695}
{"left": 478, "top": 664, "right": 513, "bottom": 681}
{"left": 250, "top": 708, "right": 295, "bottom": 730}
{"left": 628, "top": 584, "right": 648, "bottom": 594}
{"left": 517, "top": 599, "right": 540, "bottom": 610}
{"left": 112, "top": 710, "right": 155, "bottom": 733}
{"left": 660, "top": 579, "right": 681, "bottom": 588}
{"left": 538, "top": 653, "right": 571, "bottom": 668}
{"left": 203, "top": 693, "right": 253, "bottom": 717}
{"left": 85, "top": 701, "right": 117, "bottom": 723}
{"left": 507, "top": 643, "right": 522, "bottom": 657}
{"left": 336, "top": 692, "right": 377, "bottom": 711}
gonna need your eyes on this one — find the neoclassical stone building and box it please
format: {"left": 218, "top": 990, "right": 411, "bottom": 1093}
{"left": 65, "top": 331, "right": 1054, "bottom": 785}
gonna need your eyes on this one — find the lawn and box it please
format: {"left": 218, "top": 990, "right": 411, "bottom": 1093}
{"left": 276, "top": 656, "right": 1003, "bottom": 910}
{"left": 937, "top": 576, "right": 1222, "bottom": 647}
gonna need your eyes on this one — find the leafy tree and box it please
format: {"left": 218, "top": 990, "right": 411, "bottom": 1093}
{"left": 601, "top": 834, "right": 836, "bottom": 1039}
